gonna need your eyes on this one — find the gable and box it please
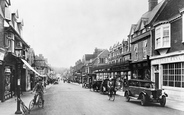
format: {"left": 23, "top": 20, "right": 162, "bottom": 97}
{"left": 98, "top": 50, "right": 109, "bottom": 58}
{"left": 129, "top": 24, "right": 137, "bottom": 35}
{"left": 155, "top": 0, "right": 184, "bottom": 23}
{"left": 134, "top": 0, "right": 166, "bottom": 33}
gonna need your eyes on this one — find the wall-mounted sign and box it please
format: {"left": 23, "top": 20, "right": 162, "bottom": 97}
{"left": 152, "top": 54, "right": 184, "bottom": 65}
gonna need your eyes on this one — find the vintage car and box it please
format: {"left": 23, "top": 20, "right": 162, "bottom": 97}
{"left": 124, "top": 79, "right": 168, "bottom": 106}
{"left": 92, "top": 80, "right": 102, "bottom": 92}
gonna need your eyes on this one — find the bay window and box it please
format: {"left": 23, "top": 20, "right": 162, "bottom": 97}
{"left": 155, "top": 23, "right": 171, "bottom": 49}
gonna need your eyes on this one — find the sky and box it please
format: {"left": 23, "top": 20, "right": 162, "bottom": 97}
{"left": 10, "top": 0, "right": 162, "bottom": 68}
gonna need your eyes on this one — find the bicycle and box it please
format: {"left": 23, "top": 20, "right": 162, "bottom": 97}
{"left": 29, "top": 92, "right": 44, "bottom": 110}
{"left": 17, "top": 97, "right": 30, "bottom": 115}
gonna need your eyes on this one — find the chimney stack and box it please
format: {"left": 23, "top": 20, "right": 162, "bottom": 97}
{"left": 148, "top": 0, "right": 158, "bottom": 11}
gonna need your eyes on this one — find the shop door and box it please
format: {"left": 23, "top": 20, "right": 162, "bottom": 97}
{"left": 155, "top": 73, "right": 159, "bottom": 89}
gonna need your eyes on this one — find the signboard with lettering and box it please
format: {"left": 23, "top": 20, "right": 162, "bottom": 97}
{"left": 152, "top": 54, "right": 184, "bottom": 65}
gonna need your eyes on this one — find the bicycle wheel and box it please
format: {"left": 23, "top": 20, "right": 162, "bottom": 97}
{"left": 21, "top": 104, "right": 29, "bottom": 115}
{"left": 38, "top": 98, "right": 43, "bottom": 108}
{"left": 111, "top": 93, "right": 115, "bottom": 101}
{"left": 29, "top": 99, "right": 34, "bottom": 110}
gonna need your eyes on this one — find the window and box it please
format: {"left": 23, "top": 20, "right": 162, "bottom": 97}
{"left": 143, "top": 40, "right": 147, "bottom": 59}
{"left": 163, "top": 25, "right": 170, "bottom": 47}
{"left": 134, "top": 44, "right": 138, "bottom": 61}
{"left": 183, "top": 13, "right": 184, "bottom": 42}
{"left": 155, "top": 28, "right": 161, "bottom": 48}
{"left": 4, "top": 33, "right": 12, "bottom": 52}
{"left": 163, "top": 63, "right": 184, "bottom": 88}
{"left": 99, "top": 58, "right": 105, "bottom": 64}
{"left": 155, "top": 23, "right": 171, "bottom": 49}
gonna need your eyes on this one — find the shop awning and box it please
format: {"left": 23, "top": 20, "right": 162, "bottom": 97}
{"left": 21, "top": 59, "right": 41, "bottom": 76}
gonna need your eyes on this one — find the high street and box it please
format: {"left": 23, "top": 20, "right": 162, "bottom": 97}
{"left": 28, "top": 81, "right": 184, "bottom": 115}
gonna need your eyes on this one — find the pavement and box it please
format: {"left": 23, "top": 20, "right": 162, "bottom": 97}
{"left": 0, "top": 82, "right": 184, "bottom": 115}
{"left": 0, "top": 84, "right": 53, "bottom": 115}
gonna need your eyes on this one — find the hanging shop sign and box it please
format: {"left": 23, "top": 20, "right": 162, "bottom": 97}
{"left": 5, "top": 66, "right": 11, "bottom": 75}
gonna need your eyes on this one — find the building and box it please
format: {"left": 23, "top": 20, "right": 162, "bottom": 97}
{"left": 150, "top": 0, "right": 184, "bottom": 101}
{"left": 91, "top": 49, "right": 109, "bottom": 80}
{"left": 129, "top": 0, "right": 165, "bottom": 80}
{"left": 0, "top": 0, "right": 31, "bottom": 101}
{"left": 108, "top": 40, "right": 131, "bottom": 79}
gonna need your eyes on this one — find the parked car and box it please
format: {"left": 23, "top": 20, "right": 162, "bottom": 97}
{"left": 124, "top": 79, "right": 168, "bottom": 106}
{"left": 92, "top": 80, "right": 102, "bottom": 92}
{"left": 100, "top": 78, "right": 109, "bottom": 94}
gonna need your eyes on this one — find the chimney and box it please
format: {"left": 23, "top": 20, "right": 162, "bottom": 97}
{"left": 148, "top": 0, "right": 158, "bottom": 11}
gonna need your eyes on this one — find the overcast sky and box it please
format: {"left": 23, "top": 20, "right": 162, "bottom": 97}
{"left": 10, "top": 0, "right": 162, "bottom": 68}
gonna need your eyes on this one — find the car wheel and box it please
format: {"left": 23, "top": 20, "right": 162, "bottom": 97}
{"left": 125, "top": 91, "right": 130, "bottom": 102}
{"left": 141, "top": 94, "right": 147, "bottom": 106}
{"left": 160, "top": 96, "right": 166, "bottom": 107}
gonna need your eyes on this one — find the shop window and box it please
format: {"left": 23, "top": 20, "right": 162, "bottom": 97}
{"left": 163, "top": 62, "right": 184, "bottom": 88}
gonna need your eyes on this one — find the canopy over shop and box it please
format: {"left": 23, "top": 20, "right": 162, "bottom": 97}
{"left": 21, "top": 59, "right": 46, "bottom": 78}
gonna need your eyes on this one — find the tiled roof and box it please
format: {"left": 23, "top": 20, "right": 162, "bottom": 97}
{"left": 135, "top": 0, "right": 166, "bottom": 31}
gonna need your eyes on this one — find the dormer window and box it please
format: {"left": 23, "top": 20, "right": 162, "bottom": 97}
{"left": 155, "top": 23, "right": 171, "bottom": 49}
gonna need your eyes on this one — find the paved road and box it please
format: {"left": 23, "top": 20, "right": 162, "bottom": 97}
{"left": 29, "top": 82, "right": 184, "bottom": 115}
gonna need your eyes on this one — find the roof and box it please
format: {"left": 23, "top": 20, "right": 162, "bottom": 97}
{"left": 91, "top": 49, "right": 109, "bottom": 65}
{"left": 135, "top": 0, "right": 166, "bottom": 32}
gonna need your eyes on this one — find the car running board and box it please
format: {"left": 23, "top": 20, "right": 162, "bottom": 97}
{"left": 129, "top": 96, "right": 138, "bottom": 100}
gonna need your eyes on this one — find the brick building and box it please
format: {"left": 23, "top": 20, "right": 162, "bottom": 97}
{"left": 129, "top": 0, "right": 165, "bottom": 80}
{"left": 150, "top": 0, "right": 184, "bottom": 101}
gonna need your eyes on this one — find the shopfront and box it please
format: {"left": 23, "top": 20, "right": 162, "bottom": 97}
{"left": 151, "top": 53, "right": 184, "bottom": 101}
{"left": 131, "top": 60, "right": 151, "bottom": 80}
{"left": 0, "top": 52, "right": 18, "bottom": 102}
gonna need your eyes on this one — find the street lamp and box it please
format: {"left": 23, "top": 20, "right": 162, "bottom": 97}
{"left": 14, "top": 46, "right": 23, "bottom": 114}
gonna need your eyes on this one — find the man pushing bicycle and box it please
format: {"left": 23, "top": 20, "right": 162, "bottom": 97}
{"left": 107, "top": 77, "right": 116, "bottom": 98}
{"left": 32, "top": 78, "right": 44, "bottom": 107}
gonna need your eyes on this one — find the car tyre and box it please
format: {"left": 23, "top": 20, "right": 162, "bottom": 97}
{"left": 160, "top": 96, "right": 166, "bottom": 107}
{"left": 125, "top": 91, "right": 130, "bottom": 102}
{"left": 141, "top": 94, "right": 147, "bottom": 106}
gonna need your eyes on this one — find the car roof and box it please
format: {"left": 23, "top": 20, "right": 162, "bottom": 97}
{"left": 128, "top": 79, "right": 154, "bottom": 83}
